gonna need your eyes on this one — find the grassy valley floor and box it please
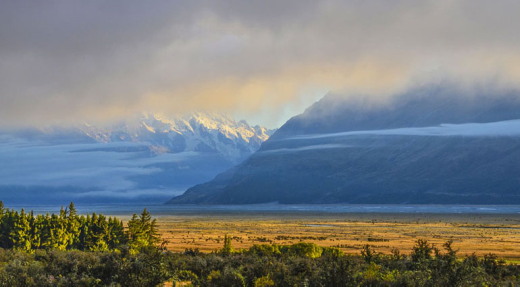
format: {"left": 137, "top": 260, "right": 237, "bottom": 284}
{"left": 152, "top": 212, "right": 520, "bottom": 261}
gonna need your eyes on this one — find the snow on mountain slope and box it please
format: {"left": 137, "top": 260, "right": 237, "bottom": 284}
{"left": 17, "top": 112, "right": 274, "bottom": 163}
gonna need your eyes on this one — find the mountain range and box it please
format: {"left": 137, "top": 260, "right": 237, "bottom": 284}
{"left": 0, "top": 113, "right": 272, "bottom": 204}
{"left": 169, "top": 84, "right": 520, "bottom": 204}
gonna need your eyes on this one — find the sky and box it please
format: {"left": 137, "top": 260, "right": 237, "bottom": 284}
{"left": 1, "top": 0, "right": 520, "bottom": 128}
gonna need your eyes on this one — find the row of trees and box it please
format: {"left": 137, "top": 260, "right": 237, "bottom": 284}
{"left": 0, "top": 202, "right": 160, "bottom": 252}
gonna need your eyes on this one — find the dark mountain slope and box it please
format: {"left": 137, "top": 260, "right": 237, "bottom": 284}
{"left": 169, "top": 85, "right": 520, "bottom": 204}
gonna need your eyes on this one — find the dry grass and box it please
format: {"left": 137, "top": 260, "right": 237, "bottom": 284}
{"left": 152, "top": 213, "right": 520, "bottom": 260}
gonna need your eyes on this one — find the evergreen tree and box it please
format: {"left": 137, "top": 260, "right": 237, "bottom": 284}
{"left": 0, "top": 203, "right": 160, "bottom": 253}
{"left": 27, "top": 211, "right": 40, "bottom": 249}
{"left": 49, "top": 212, "right": 68, "bottom": 250}
{"left": 0, "top": 201, "right": 4, "bottom": 218}
{"left": 11, "top": 209, "right": 32, "bottom": 251}
{"left": 107, "top": 217, "right": 126, "bottom": 249}
{"left": 77, "top": 214, "right": 90, "bottom": 250}
{"left": 127, "top": 209, "right": 160, "bottom": 250}
{"left": 0, "top": 210, "right": 16, "bottom": 248}
{"left": 65, "top": 202, "right": 80, "bottom": 249}
{"left": 221, "top": 234, "right": 233, "bottom": 255}
{"left": 37, "top": 214, "right": 52, "bottom": 249}
{"left": 81, "top": 213, "right": 109, "bottom": 251}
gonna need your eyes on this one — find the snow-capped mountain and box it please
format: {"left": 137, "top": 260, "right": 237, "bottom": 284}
{"left": 11, "top": 112, "right": 273, "bottom": 163}
{"left": 0, "top": 113, "right": 273, "bottom": 204}
{"left": 81, "top": 112, "right": 273, "bottom": 162}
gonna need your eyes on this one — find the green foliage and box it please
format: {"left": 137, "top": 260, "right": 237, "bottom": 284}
{"left": 254, "top": 275, "right": 275, "bottom": 287}
{"left": 220, "top": 234, "right": 234, "bottom": 255}
{"left": 0, "top": 239, "right": 516, "bottom": 286}
{"left": 411, "top": 239, "right": 435, "bottom": 263}
{"left": 247, "top": 244, "right": 281, "bottom": 257}
{"left": 126, "top": 209, "right": 161, "bottom": 252}
{"left": 361, "top": 244, "right": 378, "bottom": 263}
{"left": 0, "top": 202, "right": 518, "bottom": 286}
{"left": 282, "top": 242, "right": 323, "bottom": 258}
{"left": 0, "top": 202, "right": 157, "bottom": 253}
{"left": 174, "top": 269, "right": 198, "bottom": 284}
{"left": 207, "top": 268, "right": 246, "bottom": 287}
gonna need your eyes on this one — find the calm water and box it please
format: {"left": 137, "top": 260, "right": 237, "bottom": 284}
{"left": 6, "top": 203, "right": 520, "bottom": 216}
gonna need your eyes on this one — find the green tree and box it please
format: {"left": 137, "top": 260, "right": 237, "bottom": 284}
{"left": 45, "top": 213, "right": 68, "bottom": 250}
{"left": 0, "top": 210, "right": 16, "bottom": 248}
{"left": 221, "top": 234, "right": 234, "bottom": 255}
{"left": 85, "top": 213, "right": 109, "bottom": 251}
{"left": 411, "top": 239, "right": 435, "bottom": 263}
{"left": 107, "top": 217, "right": 126, "bottom": 249}
{"left": 207, "top": 268, "right": 246, "bottom": 287}
{"left": 11, "top": 209, "right": 32, "bottom": 251}
{"left": 65, "top": 202, "right": 80, "bottom": 249}
{"left": 361, "top": 244, "right": 377, "bottom": 263}
{"left": 0, "top": 202, "right": 159, "bottom": 253}
{"left": 127, "top": 209, "right": 160, "bottom": 251}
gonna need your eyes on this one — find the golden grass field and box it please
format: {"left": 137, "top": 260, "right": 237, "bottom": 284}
{"left": 152, "top": 213, "right": 520, "bottom": 260}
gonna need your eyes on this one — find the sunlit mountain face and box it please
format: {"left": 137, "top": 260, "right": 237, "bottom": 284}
{"left": 170, "top": 85, "right": 520, "bottom": 204}
{"left": 0, "top": 112, "right": 274, "bottom": 204}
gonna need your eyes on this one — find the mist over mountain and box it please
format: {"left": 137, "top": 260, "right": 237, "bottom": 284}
{"left": 0, "top": 113, "right": 273, "bottom": 204}
{"left": 170, "top": 84, "right": 520, "bottom": 204}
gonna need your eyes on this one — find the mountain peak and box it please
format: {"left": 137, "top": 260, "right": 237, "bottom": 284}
{"left": 65, "top": 112, "right": 273, "bottom": 162}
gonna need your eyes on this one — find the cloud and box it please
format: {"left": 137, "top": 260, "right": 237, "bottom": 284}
{"left": 286, "top": 119, "right": 520, "bottom": 140}
{"left": 0, "top": 138, "right": 202, "bottom": 201}
{"left": 258, "top": 144, "right": 351, "bottom": 155}
{"left": 1, "top": 0, "right": 520, "bottom": 128}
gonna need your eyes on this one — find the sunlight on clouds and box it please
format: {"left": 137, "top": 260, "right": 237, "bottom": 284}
{"left": 133, "top": 60, "right": 415, "bottom": 128}
{"left": 1, "top": 0, "right": 520, "bottom": 127}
